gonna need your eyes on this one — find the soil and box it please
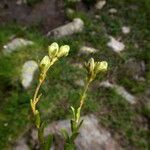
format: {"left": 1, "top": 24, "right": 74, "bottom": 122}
{"left": 0, "top": 0, "right": 67, "bottom": 33}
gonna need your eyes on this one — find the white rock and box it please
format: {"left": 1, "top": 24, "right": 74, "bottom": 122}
{"left": 95, "top": 1, "right": 106, "bottom": 10}
{"left": 99, "top": 81, "right": 136, "bottom": 104}
{"left": 3, "top": 38, "right": 33, "bottom": 55}
{"left": 21, "top": 60, "right": 38, "bottom": 89}
{"left": 31, "top": 115, "right": 122, "bottom": 150}
{"left": 79, "top": 46, "right": 98, "bottom": 55}
{"left": 107, "top": 36, "right": 125, "bottom": 53}
{"left": 75, "top": 79, "right": 85, "bottom": 87}
{"left": 13, "top": 138, "right": 29, "bottom": 150}
{"left": 16, "top": 0, "right": 27, "bottom": 5}
{"left": 122, "top": 26, "right": 130, "bottom": 34}
{"left": 4, "top": 123, "right": 8, "bottom": 127}
{"left": 47, "top": 18, "right": 84, "bottom": 38}
{"left": 95, "top": 15, "right": 100, "bottom": 19}
{"left": 109, "top": 8, "right": 117, "bottom": 14}
{"left": 72, "top": 63, "right": 83, "bottom": 69}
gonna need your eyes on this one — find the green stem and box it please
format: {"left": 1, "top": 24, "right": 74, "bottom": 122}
{"left": 33, "top": 80, "right": 42, "bottom": 102}
{"left": 79, "top": 78, "right": 91, "bottom": 111}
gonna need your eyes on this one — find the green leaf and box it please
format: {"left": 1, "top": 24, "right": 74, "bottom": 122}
{"left": 38, "top": 122, "right": 45, "bottom": 144}
{"left": 71, "top": 106, "right": 76, "bottom": 120}
{"left": 70, "top": 119, "right": 76, "bottom": 132}
{"left": 70, "top": 132, "right": 79, "bottom": 142}
{"left": 76, "top": 107, "right": 81, "bottom": 123}
{"left": 43, "top": 134, "right": 53, "bottom": 150}
{"left": 64, "top": 142, "right": 76, "bottom": 150}
{"left": 35, "top": 110, "right": 41, "bottom": 128}
{"left": 77, "top": 119, "right": 84, "bottom": 131}
{"left": 61, "top": 129, "right": 69, "bottom": 141}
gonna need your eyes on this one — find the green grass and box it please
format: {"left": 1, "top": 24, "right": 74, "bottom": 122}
{"left": 0, "top": 0, "right": 149, "bottom": 149}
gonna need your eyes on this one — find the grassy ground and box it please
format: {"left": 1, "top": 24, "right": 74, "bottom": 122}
{"left": 0, "top": 0, "right": 149, "bottom": 149}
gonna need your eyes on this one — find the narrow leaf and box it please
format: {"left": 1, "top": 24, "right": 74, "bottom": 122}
{"left": 61, "top": 129, "right": 69, "bottom": 141}
{"left": 71, "top": 106, "right": 76, "bottom": 120}
{"left": 43, "top": 134, "right": 53, "bottom": 150}
{"left": 77, "top": 119, "right": 84, "bottom": 131}
{"left": 70, "top": 132, "right": 79, "bottom": 142}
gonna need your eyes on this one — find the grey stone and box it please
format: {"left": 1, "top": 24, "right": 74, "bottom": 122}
{"left": 79, "top": 46, "right": 98, "bottom": 55}
{"left": 13, "top": 138, "right": 29, "bottom": 150}
{"left": 99, "top": 81, "right": 136, "bottom": 104}
{"left": 21, "top": 60, "right": 38, "bottom": 89}
{"left": 31, "top": 115, "right": 122, "bottom": 150}
{"left": 47, "top": 18, "right": 84, "bottom": 38}
{"left": 109, "top": 8, "right": 117, "bottom": 14}
{"left": 71, "top": 63, "right": 83, "bottom": 69}
{"left": 122, "top": 26, "right": 130, "bottom": 34}
{"left": 75, "top": 79, "right": 85, "bottom": 87}
{"left": 124, "top": 59, "right": 145, "bottom": 81}
{"left": 16, "top": 0, "right": 27, "bottom": 5}
{"left": 95, "top": 1, "right": 106, "bottom": 10}
{"left": 107, "top": 36, "right": 125, "bottom": 53}
{"left": 3, "top": 38, "right": 33, "bottom": 55}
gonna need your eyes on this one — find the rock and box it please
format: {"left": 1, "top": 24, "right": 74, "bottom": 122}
{"left": 107, "top": 36, "right": 125, "bottom": 53}
{"left": 75, "top": 79, "right": 85, "bottom": 87}
{"left": 79, "top": 46, "right": 98, "bottom": 55}
{"left": 95, "top": 15, "right": 100, "bottom": 19}
{"left": 109, "top": 8, "right": 117, "bottom": 14}
{"left": 47, "top": 18, "right": 84, "bottom": 38}
{"left": 13, "top": 138, "right": 29, "bottom": 150}
{"left": 99, "top": 81, "right": 136, "bottom": 104}
{"left": 4, "top": 123, "right": 8, "bottom": 127}
{"left": 21, "top": 60, "right": 38, "bottom": 89}
{"left": 124, "top": 59, "right": 145, "bottom": 81}
{"left": 95, "top": 1, "right": 106, "bottom": 10}
{"left": 31, "top": 115, "right": 122, "bottom": 150}
{"left": 16, "top": 0, "right": 27, "bottom": 5}
{"left": 3, "top": 38, "right": 33, "bottom": 55}
{"left": 71, "top": 63, "right": 83, "bottom": 69}
{"left": 122, "top": 26, "right": 130, "bottom": 34}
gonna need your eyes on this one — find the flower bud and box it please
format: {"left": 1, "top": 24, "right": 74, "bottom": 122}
{"left": 95, "top": 61, "right": 108, "bottom": 73}
{"left": 57, "top": 45, "right": 70, "bottom": 58}
{"left": 85, "top": 58, "right": 95, "bottom": 74}
{"left": 48, "top": 42, "right": 59, "bottom": 58}
{"left": 39, "top": 55, "right": 51, "bottom": 73}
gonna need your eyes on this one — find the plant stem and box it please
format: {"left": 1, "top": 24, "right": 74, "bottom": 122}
{"left": 33, "top": 80, "right": 43, "bottom": 102}
{"left": 79, "top": 78, "right": 91, "bottom": 110}
{"left": 31, "top": 79, "right": 43, "bottom": 115}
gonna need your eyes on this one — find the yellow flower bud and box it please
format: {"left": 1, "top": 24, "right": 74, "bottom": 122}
{"left": 85, "top": 58, "right": 95, "bottom": 74}
{"left": 57, "top": 45, "right": 70, "bottom": 58}
{"left": 95, "top": 61, "right": 108, "bottom": 73}
{"left": 39, "top": 55, "right": 51, "bottom": 73}
{"left": 48, "top": 42, "right": 59, "bottom": 58}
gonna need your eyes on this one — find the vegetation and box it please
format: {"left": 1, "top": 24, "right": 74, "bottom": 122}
{"left": 30, "top": 43, "right": 107, "bottom": 149}
{"left": 0, "top": 0, "right": 149, "bottom": 149}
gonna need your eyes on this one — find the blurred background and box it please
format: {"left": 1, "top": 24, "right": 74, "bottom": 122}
{"left": 0, "top": 0, "right": 149, "bottom": 149}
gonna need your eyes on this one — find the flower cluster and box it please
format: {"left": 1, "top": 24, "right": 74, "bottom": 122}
{"left": 31, "top": 42, "right": 70, "bottom": 119}
{"left": 39, "top": 42, "right": 70, "bottom": 82}
{"left": 30, "top": 42, "right": 108, "bottom": 149}
{"left": 85, "top": 58, "right": 108, "bottom": 82}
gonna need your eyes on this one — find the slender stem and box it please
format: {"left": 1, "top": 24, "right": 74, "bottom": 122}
{"left": 31, "top": 79, "right": 44, "bottom": 115}
{"left": 33, "top": 57, "right": 58, "bottom": 103}
{"left": 33, "top": 80, "right": 43, "bottom": 102}
{"left": 79, "top": 78, "right": 91, "bottom": 110}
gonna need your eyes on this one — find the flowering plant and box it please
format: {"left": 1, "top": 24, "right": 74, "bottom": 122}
{"left": 30, "top": 42, "right": 108, "bottom": 150}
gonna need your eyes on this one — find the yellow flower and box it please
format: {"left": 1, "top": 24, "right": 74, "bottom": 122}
{"left": 85, "top": 58, "right": 95, "bottom": 74}
{"left": 48, "top": 42, "right": 59, "bottom": 58}
{"left": 57, "top": 45, "right": 70, "bottom": 58}
{"left": 95, "top": 61, "right": 108, "bottom": 73}
{"left": 39, "top": 55, "right": 51, "bottom": 73}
